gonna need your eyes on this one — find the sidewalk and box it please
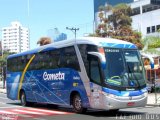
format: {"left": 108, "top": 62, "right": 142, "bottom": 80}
{"left": 0, "top": 88, "right": 6, "bottom": 94}
{"left": 0, "top": 81, "right": 6, "bottom": 94}
{"left": 147, "top": 93, "right": 160, "bottom": 106}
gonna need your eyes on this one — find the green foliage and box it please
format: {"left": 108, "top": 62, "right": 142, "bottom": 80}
{"left": 0, "top": 51, "right": 15, "bottom": 66}
{"left": 110, "top": 4, "right": 132, "bottom": 29}
{"left": 88, "top": 33, "right": 99, "bottom": 37}
{"left": 141, "top": 36, "right": 160, "bottom": 56}
{"left": 142, "top": 36, "right": 160, "bottom": 49}
{"left": 96, "top": 3, "right": 143, "bottom": 49}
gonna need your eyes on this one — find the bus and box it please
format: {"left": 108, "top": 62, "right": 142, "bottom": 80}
{"left": 6, "top": 37, "right": 148, "bottom": 113}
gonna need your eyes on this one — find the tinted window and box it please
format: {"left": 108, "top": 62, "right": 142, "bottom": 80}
{"left": 7, "top": 55, "right": 29, "bottom": 72}
{"left": 58, "top": 46, "right": 80, "bottom": 71}
{"left": 89, "top": 56, "right": 101, "bottom": 84}
{"left": 78, "top": 44, "right": 98, "bottom": 76}
{"left": 7, "top": 46, "right": 80, "bottom": 72}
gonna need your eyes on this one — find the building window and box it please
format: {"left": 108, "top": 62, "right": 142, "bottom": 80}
{"left": 152, "top": 26, "right": 155, "bottom": 33}
{"left": 156, "top": 25, "right": 160, "bottom": 31}
{"left": 147, "top": 27, "right": 151, "bottom": 34}
{"left": 131, "top": 7, "right": 140, "bottom": 16}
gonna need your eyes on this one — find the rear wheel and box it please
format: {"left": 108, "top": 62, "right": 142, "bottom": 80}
{"left": 20, "top": 91, "right": 29, "bottom": 106}
{"left": 72, "top": 94, "right": 87, "bottom": 113}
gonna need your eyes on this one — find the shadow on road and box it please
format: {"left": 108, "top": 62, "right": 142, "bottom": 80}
{"left": 84, "top": 110, "right": 146, "bottom": 117}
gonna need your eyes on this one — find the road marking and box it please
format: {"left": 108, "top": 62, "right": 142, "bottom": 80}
{"left": 0, "top": 107, "right": 73, "bottom": 119}
{"left": 0, "top": 110, "right": 16, "bottom": 114}
{"left": 26, "top": 108, "right": 71, "bottom": 114}
{"left": 12, "top": 109, "right": 47, "bottom": 115}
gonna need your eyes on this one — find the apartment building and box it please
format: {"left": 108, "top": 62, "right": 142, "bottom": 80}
{"left": 2, "top": 21, "right": 30, "bottom": 53}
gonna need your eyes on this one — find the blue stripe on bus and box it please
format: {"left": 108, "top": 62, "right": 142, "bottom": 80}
{"left": 102, "top": 87, "right": 147, "bottom": 96}
{"left": 99, "top": 42, "right": 137, "bottom": 49}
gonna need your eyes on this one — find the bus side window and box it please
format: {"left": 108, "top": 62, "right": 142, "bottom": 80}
{"left": 88, "top": 55, "right": 101, "bottom": 85}
{"left": 59, "top": 46, "right": 80, "bottom": 71}
{"left": 50, "top": 50, "right": 60, "bottom": 69}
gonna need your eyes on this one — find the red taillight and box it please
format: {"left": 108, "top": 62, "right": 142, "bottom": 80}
{"left": 127, "top": 102, "right": 135, "bottom": 106}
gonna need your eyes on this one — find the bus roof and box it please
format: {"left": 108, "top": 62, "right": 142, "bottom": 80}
{"left": 8, "top": 37, "right": 137, "bottom": 59}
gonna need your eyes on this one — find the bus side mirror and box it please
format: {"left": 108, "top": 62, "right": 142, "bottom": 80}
{"left": 88, "top": 52, "right": 106, "bottom": 69}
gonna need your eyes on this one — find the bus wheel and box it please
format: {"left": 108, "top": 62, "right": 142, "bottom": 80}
{"left": 72, "top": 94, "right": 87, "bottom": 113}
{"left": 20, "top": 91, "right": 28, "bottom": 106}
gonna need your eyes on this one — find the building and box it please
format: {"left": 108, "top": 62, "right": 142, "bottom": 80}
{"left": 54, "top": 33, "right": 67, "bottom": 42}
{"left": 2, "top": 21, "right": 30, "bottom": 53}
{"left": 94, "top": 0, "right": 160, "bottom": 37}
{"left": 47, "top": 28, "right": 67, "bottom": 42}
{"left": 130, "top": 0, "right": 160, "bottom": 37}
{"left": 94, "top": 0, "right": 134, "bottom": 20}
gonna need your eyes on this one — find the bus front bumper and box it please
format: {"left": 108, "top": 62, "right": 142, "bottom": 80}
{"left": 102, "top": 92, "right": 148, "bottom": 110}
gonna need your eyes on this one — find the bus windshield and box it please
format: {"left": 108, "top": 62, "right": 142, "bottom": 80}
{"left": 104, "top": 48, "right": 146, "bottom": 90}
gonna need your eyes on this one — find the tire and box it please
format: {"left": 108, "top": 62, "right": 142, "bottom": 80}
{"left": 20, "top": 91, "right": 29, "bottom": 106}
{"left": 72, "top": 94, "right": 87, "bottom": 113}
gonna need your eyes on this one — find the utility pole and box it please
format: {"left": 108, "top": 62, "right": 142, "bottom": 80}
{"left": 66, "top": 27, "right": 79, "bottom": 39}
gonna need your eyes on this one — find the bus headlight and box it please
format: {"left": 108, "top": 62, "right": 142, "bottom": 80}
{"left": 102, "top": 92, "right": 117, "bottom": 98}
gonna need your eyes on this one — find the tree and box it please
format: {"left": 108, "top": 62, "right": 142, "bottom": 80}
{"left": 96, "top": 5, "right": 113, "bottom": 37}
{"left": 95, "top": 3, "right": 143, "bottom": 49}
{"left": 142, "top": 36, "right": 160, "bottom": 55}
{"left": 0, "top": 50, "right": 13, "bottom": 66}
{"left": 37, "top": 37, "right": 52, "bottom": 46}
{"left": 0, "top": 50, "right": 14, "bottom": 81}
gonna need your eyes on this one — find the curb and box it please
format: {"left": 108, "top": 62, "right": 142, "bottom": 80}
{"left": 146, "top": 104, "right": 160, "bottom": 107}
{"left": 0, "top": 89, "right": 7, "bottom": 94}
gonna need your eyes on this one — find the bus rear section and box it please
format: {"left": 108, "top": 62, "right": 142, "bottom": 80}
{"left": 6, "top": 45, "right": 90, "bottom": 113}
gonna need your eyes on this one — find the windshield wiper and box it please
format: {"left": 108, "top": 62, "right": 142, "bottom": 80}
{"left": 126, "top": 64, "right": 140, "bottom": 89}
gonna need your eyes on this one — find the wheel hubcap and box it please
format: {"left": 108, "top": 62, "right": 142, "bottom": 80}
{"left": 21, "top": 94, "right": 25, "bottom": 105}
{"left": 75, "top": 97, "right": 81, "bottom": 110}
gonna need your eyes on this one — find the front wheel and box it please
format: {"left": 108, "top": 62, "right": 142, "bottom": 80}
{"left": 72, "top": 94, "right": 87, "bottom": 113}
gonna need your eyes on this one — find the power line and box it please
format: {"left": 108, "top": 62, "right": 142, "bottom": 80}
{"left": 66, "top": 27, "right": 79, "bottom": 39}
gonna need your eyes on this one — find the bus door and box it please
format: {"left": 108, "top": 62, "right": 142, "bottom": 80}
{"left": 87, "top": 55, "right": 103, "bottom": 109}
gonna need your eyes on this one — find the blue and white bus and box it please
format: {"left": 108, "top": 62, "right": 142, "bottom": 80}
{"left": 6, "top": 37, "right": 148, "bottom": 113}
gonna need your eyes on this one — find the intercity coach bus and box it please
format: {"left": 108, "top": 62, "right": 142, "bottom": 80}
{"left": 6, "top": 37, "right": 148, "bottom": 113}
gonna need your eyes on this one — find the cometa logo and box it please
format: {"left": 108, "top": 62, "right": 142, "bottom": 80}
{"left": 43, "top": 72, "right": 65, "bottom": 80}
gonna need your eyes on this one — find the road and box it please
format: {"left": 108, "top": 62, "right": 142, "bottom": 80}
{"left": 0, "top": 93, "right": 160, "bottom": 120}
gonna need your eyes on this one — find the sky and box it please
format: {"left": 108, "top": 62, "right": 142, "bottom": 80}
{"left": 0, "top": 0, "right": 94, "bottom": 49}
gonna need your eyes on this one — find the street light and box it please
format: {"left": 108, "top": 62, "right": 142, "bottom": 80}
{"left": 66, "top": 27, "right": 79, "bottom": 39}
